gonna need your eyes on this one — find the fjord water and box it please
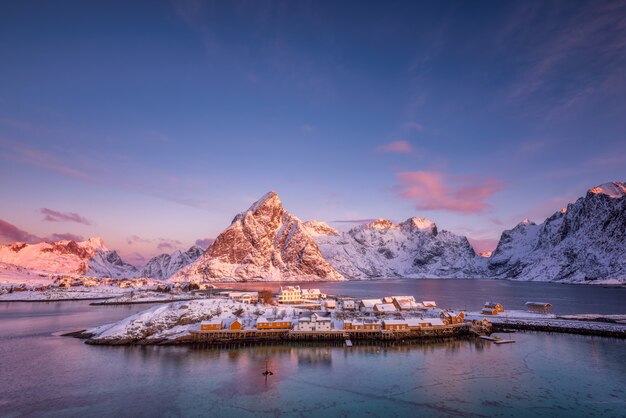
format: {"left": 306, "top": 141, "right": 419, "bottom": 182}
{"left": 0, "top": 280, "right": 625, "bottom": 417}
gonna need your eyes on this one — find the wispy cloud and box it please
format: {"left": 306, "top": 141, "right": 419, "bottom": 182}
{"left": 404, "top": 122, "right": 423, "bottom": 132}
{"left": 375, "top": 140, "right": 415, "bottom": 154}
{"left": 395, "top": 171, "right": 503, "bottom": 213}
{"left": 467, "top": 237, "right": 499, "bottom": 254}
{"left": 41, "top": 208, "right": 91, "bottom": 225}
{"left": 195, "top": 238, "right": 214, "bottom": 248}
{"left": 47, "top": 232, "right": 85, "bottom": 242}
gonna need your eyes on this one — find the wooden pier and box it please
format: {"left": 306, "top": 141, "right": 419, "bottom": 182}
{"left": 186, "top": 323, "right": 472, "bottom": 345}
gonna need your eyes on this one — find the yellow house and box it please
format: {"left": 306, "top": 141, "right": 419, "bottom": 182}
{"left": 256, "top": 318, "right": 292, "bottom": 330}
{"left": 200, "top": 320, "right": 223, "bottom": 331}
{"left": 229, "top": 319, "right": 243, "bottom": 330}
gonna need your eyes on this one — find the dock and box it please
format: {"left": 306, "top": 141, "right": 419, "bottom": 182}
{"left": 186, "top": 323, "right": 472, "bottom": 345}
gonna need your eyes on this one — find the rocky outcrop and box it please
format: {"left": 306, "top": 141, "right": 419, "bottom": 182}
{"left": 170, "top": 192, "right": 344, "bottom": 282}
{"left": 487, "top": 182, "right": 626, "bottom": 283}
{"left": 305, "top": 217, "right": 479, "bottom": 279}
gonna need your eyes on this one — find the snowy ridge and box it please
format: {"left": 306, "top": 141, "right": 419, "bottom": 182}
{"left": 487, "top": 182, "right": 626, "bottom": 283}
{"left": 304, "top": 218, "right": 479, "bottom": 279}
{"left": 140, "top": 246, "right": 204, "bottom": 280}
{"left": 0, "top": 237, "right": 138, "bottom": 279}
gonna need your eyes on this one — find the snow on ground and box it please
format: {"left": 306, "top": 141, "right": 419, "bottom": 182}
{"left": 87, "top": 299, "right": 303, "bottom": 343}
{"left": 93, "top": 292, "right": 205, "bottom": 305}
{"left": 0, "top": 286, "right": 127, "bottom": 301}
{"left": 466, "top": 310, "right": 557, "bottom": 320}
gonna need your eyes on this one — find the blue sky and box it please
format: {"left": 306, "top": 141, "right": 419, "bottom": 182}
{"left": 1, "top": 0, "right": 625, "bottom": 264}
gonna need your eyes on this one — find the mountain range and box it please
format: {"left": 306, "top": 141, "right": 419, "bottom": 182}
{"left": 1, "top": 182, "right": 624, "bottom": 284}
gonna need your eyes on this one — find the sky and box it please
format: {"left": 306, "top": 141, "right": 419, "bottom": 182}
{"left": 1, "top": 0, "right": 625, "bottom": 264}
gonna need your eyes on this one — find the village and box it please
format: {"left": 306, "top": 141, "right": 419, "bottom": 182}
{"left": 187, "top": 285, "right": 496, "bottom": 344}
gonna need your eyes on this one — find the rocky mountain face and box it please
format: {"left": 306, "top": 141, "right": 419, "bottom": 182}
{"left": 487, "top": 182, "right": 626, "bottom": 283}
{"left": 171, "top": 192, "right": 344, "bottom": 282}
{"left": 140, "top": 246, "right": 204, "bottom": 280}
{"left": 0, "top": 237, "right": 138, "bottom": 278}
{"left": 304, "top": 217, "right": 479, "bottom": 279}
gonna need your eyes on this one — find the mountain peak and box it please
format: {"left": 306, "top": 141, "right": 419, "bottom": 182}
{"left": 363, "top": 219, "right": 395, "bottom": 229}
{"left": 248, "top": 191, "right": 281, "bottom": 212}
{"left": 588, "top": 182, "right": 626, "bottom": 198}
{"left": 83, "top": 236, "right": 108, "bottom": 251}
{"left": 399, "top": 217, "right": 437, "bottom": 234}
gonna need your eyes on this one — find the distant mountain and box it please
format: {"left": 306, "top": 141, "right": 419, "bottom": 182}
{"left": 304, "top": 217, "right": 479, "bottom": 279}
{"left": 171, "top": 192, "right": 344, "bottom": 282}
{"left": 0, "top": 237, "right": 138, "bottom": 278}
{"left": 140, "top": 246, "right": 204, "bottom": 280}
{"left": 487, "top": 182, "right": 626, "bottom": 283}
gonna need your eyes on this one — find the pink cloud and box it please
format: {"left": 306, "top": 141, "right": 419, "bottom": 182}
{"left": 395, "top": 171, "right": 503, "bottom": 213}
{"left": 0, "top": 219, "right": 85, "bottom": 244}
{"left": 375, "top": 140, "right": 415, "bottom": 154}
{"left": 41, "top": 208, "right": 91, "bottom": 225}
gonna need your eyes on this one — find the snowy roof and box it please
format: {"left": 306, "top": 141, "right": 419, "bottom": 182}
{"left": 228, "top": 291, "right": 259, "bottom": 297}
{"left": 374, "top": 303, "right": 398, "bottom": 312}
{"left": 525, "top": 302, "right": 552, "bottom": 307}
{"left": 360, "top": 299, "right": 383, "bottom": 307}
{"left": 201, "top": 319, "right": 222, "bottom": 325}
{"left": 383, "top": 319, "right": 408, "bottom": 325}
{"left": 391, "top": 296, "right": 416, "bottom": 302}
{"left": 422, "top": 301, "right": 437, "bottom": 307}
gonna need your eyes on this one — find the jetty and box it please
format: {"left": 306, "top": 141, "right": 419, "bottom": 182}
{"left": 186, "top": 323, "right": 472, "bottom": 345}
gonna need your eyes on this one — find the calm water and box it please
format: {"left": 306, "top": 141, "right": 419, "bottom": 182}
{"left": 1, "top": 281, "right": 625, "bottom": 417}
{"left": 221, "top": 278, "right": 626, "bottom": 315}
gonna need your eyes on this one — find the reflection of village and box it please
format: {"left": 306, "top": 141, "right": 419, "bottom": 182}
{"left": 189, "top": 286, "right": 497, "bottom": 344}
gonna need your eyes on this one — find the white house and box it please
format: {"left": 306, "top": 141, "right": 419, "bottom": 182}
{"left": 296, "top": 312, "right": 332, "bottom": 331}
{"left": 324, "top": 299, "right": 336, "bottom": 309}
{"left": 338, "top": 299, "right": 356, "bottom": 310}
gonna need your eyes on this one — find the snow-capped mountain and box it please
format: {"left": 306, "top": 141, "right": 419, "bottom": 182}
{"left": 304, "top": 217, "right": 479, "bottom": 279}
{"left": 140, "top": 246, "right": 204, "bottom": 280}
{"left": 487, "top": 182, "right": 626, "bottom": 283}
{"left": 171, "top": 192, "right": 344, "bottom": 282}
{"left": 0, "top": 237, "right": 138, "bottom": 278}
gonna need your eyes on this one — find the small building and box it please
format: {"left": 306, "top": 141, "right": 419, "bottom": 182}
{"left": 483, "top": 302, "right": 504, "bottom": 315}
{"left": 278, "top": 286, "right": 302, "bottom": 304}
{"left": 256, "top": 317, "right": 293, "bottom": 330}
{"left": 227, "top": 292, "right": 259, "bottom": 304}
{"left": 359, "top": 299, "right": 383, "bottom": 312}
{"left": 422, "top": 301, "right": 437, "bottom": 308}
{"left": 373, "top": 303, "right": 398, "bottom": 314}
{"left": 392, "top": 296, "right": 420, "bottom": 311}
{"left": 200, "top": 319, "right": 223, "bottom": 331}
{"left": 405, "top": 318, "right": 444, "bottom": 328}
{"left": 301, "top": 288, "right": 325, "bottom": 300}
{"left": 382, "top": 319, "right": 409, "bottom": 331}
{"left": 344, "top": 320, "right": 381, "bottom": 331}
{"left": 525, "top": 302, "right": 552, "bottom": 314}
{"left": 229, "top": 319, "right": 243, "bottom": 330}
{"left": 296, "top": 313, "right": 331, "bottom": 331}
{"left": 338, "top": 299, "right": 356, "bottom": 310}
{"left": 441, "top": 310, "right": 465, "bottom": 324}
{"left": 324, "top": 299, "right": 336, "bottom": 309}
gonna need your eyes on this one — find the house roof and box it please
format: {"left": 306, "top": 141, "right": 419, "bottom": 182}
{"left": 374, "top": 303, "right": 398, "bottom": 312}
{"left": 360, "top": 299, "right": 383, "bottom": 308}
{"left": 383, "top": 319, "right": 408, "bottom": 325}
{"left": 422, "top": 301, "right": 437, "bottom": 307}
{"left": 201, "top": 319, "right": 222, "bottom": 325}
